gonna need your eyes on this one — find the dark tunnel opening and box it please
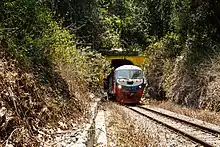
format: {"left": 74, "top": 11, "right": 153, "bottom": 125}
{"left": 111, "top": 59, "right": 134, "bottom": 69}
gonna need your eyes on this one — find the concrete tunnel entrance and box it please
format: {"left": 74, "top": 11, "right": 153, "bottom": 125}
{"left": 104, "top": 59, "right": 134, "bottom": 95}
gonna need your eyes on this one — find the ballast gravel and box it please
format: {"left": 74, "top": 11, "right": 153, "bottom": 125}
{"left": 105, "top": 102, "right": 202, "bottom": 147}
{"left": 147, "top": 106, "right": 220, "bottom": 133}
{"left": 121, "top": 106, "right": 202, "bottom": 147}
{"left": 104, "top": 102, "right": 157, "bottom": 147}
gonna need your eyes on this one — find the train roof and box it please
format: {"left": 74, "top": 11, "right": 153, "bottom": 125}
{"left": 115, "top": 65, "right": 142, "bottom": 71}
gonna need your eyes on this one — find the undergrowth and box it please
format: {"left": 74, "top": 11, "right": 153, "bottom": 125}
{"left": 144, "top": 32, "right": 220, "bottom": 112}
{"left": 0, "top": 0, "right": 110, "bottom": 146}
{"left": 142, "top": 0, "right": 220, "bottom": 112}
{"left": 143, "top": 34, "right": 220, "bottom": 128}
{"left": 0, "top": 43, "right": 109, "bottom": 146}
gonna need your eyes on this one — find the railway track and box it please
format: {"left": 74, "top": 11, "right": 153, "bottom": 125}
{"left": 127, "top": 105, "right": 220, "bottom": 147}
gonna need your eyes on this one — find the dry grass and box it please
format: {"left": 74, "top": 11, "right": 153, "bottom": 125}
{"left": 143, "top": 99, "right": 220, "bottom": 125}
{"left": 0, "top": 49, "right": 91, "bottom": 146}
{"left": 144, "top": 44, "right": 220, "bottom": 125}
{"left": 104, "top": 102, "right": 159, "bottom": 147}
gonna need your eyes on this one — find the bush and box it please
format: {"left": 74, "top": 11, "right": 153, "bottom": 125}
{"left": 0, "top": 0, "right": 110, "bottom": 145}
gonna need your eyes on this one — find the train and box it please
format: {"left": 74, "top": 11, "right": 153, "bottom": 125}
{"left": 105, "top": 65, "right": 147, "bottom": 104}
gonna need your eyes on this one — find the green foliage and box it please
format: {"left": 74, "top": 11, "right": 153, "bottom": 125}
{"left": 0, "top": 0, "right": 109, "bottom": 88}
{"left": 73, "top": 50, "right": 110, "bottom": 89}
{"left": 1, "top": 3, "right": 110, "bottom": 145}
{"left": 142, "top": 0, "right": 220, "bottom": 109}
{"left": 2, "top": 0, "right": 220, "bottom": 111}
{"left": 44, "top": 0, "right": 174, "bottom": 52}
{"left": 17, "top": 0, "right": 216, "bottom": 57}
{"left": 1, "top": 0, "right": 55, "bottom": 65}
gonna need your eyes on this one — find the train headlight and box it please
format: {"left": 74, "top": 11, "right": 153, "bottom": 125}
{"left": 118, "top": 85, "right": 122, "bottom": 89}
{"left": 139, "top": 85, "right": 142, "bottom": 89}
{"left": 136, "top": 79, "right": 141, "bottom": 82}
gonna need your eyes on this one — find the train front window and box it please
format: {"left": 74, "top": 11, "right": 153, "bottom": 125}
{"left": 117, "top": 70, "right": 130, "bottom": 79}
{"left": 131, "top": 70, "right": 143, "bottom": 79}
{"left": 117, "top": 70, "right": 143, "bottom": 79}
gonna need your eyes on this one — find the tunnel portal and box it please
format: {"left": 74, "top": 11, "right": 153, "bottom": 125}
{"left": 104, "top": 59, "right": 134, "bottom": 93}
{"left": 104, "top": 56, "right": 145, "bottom": 95}
{"left": 111, "top": 59, "right": 134, "bottom": 69}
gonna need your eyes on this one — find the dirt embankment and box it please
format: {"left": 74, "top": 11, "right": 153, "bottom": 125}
{"left": 0, "top": 48, "right": 90, "bottom": 146}
{"left": 145, "top": 39, "right": 220, "bottom": 112}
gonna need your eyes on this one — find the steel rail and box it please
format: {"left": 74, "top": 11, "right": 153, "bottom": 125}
{"left": 126, "top": 106, "right": 214, "bottom": 147}
{"left": 137, "top": 106, "right": 220, "bottom": 135}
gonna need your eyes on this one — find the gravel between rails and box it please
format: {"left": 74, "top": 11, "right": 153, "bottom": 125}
{"left": 105, "top": 102, "right": 200, "bottom": 147}
{"left": 121, "top": 105, "right": 203, "bottom": 147}
{"left": 130, "top": 106, "right": 220, "bottom": 146}
{"left": 142, "top": 105, "right": 220, "bottom": 133}
{"left": 104, "top": 102, "right": 159, "bottom": 147}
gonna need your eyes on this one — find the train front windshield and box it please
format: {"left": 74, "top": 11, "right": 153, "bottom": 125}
{"left": 116, "top": 70, "right": 143, "bottom": 79}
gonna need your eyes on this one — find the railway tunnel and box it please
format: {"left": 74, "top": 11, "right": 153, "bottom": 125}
{"left": 104, "top": 59, "right": 134, "bottom": 93}
{"left": 104, "top": 56, "right": 145, "bottom": 96}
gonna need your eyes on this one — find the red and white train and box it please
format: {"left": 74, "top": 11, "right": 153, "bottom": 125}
{"left": 105, "top": 65, "right": 147, "bottom": 104}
